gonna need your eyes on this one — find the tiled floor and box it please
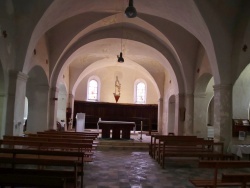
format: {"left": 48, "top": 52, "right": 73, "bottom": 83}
{"left": 82, "top": 132, "right": 250, "bottom": 188}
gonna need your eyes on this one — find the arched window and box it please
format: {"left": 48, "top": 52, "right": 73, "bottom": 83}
{"left": 134, "top": 80, "right": 147, "bottom": 104}
{"left": 87, "top": 79, "right": 99, "bottom": 101}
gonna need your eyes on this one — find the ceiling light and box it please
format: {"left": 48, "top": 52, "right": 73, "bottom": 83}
{"left": 125, "top": 0, "right": 137, "bottom": 18}
{"left": 117, "top": 52, "right": 124, "bottom": 63}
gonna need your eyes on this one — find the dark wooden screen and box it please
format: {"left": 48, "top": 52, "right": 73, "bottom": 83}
{"left": 73, "top": 101, "right": 158, "bottom": 134}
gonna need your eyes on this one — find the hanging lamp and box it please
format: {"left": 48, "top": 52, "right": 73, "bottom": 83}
{"left": 125, "top": 0, "right": 137, "bottom": 18}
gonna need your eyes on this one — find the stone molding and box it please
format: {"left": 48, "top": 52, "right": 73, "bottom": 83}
{"left": 213, "top": 84, "right": 232, "bottom": 91}
{"left": 17, "top": 72, "right": 28, "bottom": 82}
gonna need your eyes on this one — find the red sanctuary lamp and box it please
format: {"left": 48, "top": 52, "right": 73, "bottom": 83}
{"left": 113, "top": 94, "right": 120, "bottom": 103}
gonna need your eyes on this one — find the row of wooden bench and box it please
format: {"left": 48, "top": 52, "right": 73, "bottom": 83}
{"left": 149, "top": 135, "right": 234, "bottom": 168}
{"left": 189, "top": 160, "right": 250, "bottom": 187}
{"left": 149, "top": 134, "right": 250, "bottom": 187}
{"left": 0, "top": 130, "right": 99, "bottom": 188}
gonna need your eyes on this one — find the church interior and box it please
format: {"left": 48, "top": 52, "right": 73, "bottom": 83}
{"left": 0, "top": 0, "right": 250, "bottom": 187}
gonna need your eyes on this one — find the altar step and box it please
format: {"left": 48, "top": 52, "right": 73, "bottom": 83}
{"left": 96, "top": 139, "right": 150, "bottom": 151}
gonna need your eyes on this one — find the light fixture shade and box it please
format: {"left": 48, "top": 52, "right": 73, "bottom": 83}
{"left": 117, "top": 52, "right": 124, "bottom": 63}
{"left": 125, "top": 0, "right": 137, "bottom": 18}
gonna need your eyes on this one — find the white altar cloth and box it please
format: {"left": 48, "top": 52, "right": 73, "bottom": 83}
{"left": 97, "top": 121, "right": 136, "bottom": 133}
{"left": 231, "top": 144, "right": 250, "bottom": 158}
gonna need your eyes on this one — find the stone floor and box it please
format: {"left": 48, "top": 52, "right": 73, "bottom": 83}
{"left": 82, "top": 132, "right": 250, "bottom": 188}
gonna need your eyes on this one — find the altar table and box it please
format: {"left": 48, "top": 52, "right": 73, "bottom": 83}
{"left": 97, "top": 121, "right": 136, "bottom": 139}
{"left": 231, "top": 144, "right": 250, "bottom": 158}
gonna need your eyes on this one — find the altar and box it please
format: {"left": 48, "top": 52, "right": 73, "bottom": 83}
{"left": 97, "top": 121, "right": 136, "bottom": 139}
{"left": 230, "top": 144, "right": 250, "bottom": 158}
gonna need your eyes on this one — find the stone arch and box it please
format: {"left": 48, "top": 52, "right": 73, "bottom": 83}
{"left": 72, "top": 57, "right": 161, "bottom": 101}
{"left": 23, "top": 1, "right": 219, "bottom": 86}
{"left": 233, "top": 62, "right": 250, "bottom": 119}
{"left": 26, "top": 65, "right": 49, "bottom": 133}
{"left": 194, "top": 73, "right": 214, "bottom": 138}
{"left": 53, "top": 35, "right": 181, "bottom": 97}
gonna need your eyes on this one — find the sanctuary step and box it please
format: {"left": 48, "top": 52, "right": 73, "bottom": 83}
{"left": 96, "top": 139, "right": 150, "bottom": 150}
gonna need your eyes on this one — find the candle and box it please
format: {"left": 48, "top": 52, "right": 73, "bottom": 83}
{"left": 141, "top": 121, "right": 143, "bottom": 131}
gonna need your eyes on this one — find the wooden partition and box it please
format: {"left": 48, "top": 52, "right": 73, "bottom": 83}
{"left": 73, "top": 101, "right": 158, "bottom": 134}
{"left": 232, "top": 119, "right": 250, "bottom": 137}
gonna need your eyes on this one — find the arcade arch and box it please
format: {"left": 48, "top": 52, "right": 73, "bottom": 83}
{"left": 26, "top": 66, "right": 49, "bottom": 133}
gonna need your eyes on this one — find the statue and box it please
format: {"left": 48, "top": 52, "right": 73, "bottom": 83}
{"left": 113, "top": 76, "right": 121, "bottom": 103}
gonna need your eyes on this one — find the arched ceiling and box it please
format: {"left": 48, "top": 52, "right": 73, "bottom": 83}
{"left": 21, "top": 0, "right": 233, "bottom": 96}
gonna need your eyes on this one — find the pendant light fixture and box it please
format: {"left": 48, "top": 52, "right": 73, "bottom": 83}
{"left": 125, "top": 0, "right": 137, "bottom": 18}
{"left": 117, "top": 38, "right": 124, "bottom": 63}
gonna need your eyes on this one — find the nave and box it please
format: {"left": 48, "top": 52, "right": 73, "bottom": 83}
{"left": 83, "top": 149, "right": 249, "bottom": 188}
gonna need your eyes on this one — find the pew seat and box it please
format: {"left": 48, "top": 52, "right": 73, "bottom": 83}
{"left": 0, "top": 156, "right": 82, "bottom": 188}
{"left": 159, "top": 140, "right": 226, "bottom": 168}
{"left": 190, "top": 160, "right": 250, "bottom": 188}
{"left": 0, "top": 148, "right": 85, "bottom": 187}
{"left": 0, "top": 174, "right": 66, "bottom": 188}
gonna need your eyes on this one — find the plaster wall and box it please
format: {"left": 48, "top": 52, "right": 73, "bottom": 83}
{"left": 30, "top": 36, "right": 49, "bottom": 79}
{"left": 193, "top": 92, "right": 213, "bottom": 138}
{"left": 194, "top": 77, "right": 214, "bottom": 139}
{"left": 75, "top": 66, "right": 158, "bottom": 104}
{"left": 233, "top": 63, "right": 250, "bottom": 118}
{"left": 161, "top": 72, "right": 176, "bottom": 135}
{"left": 57, "top": 84, "right": 67, "bottom": 123}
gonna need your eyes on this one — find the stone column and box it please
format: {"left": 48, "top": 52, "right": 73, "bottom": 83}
{"left": 0, "top": 91, "right": 7, "bottom": 138}
{"left": 184, "top": 94, "right": 194, "bottom": 135}
{"left": 48, "top": 87, "right": 58, "bottom": 130}
{"left": 68, "top": 93, "right": 75, "bottom": 119}
{"left": 27, "top": 84, "right": 49, "bottom": 133}
{"left": 213, "top": 84, "right": 232, "bottom": 150}
{"left": 5, "top": 71, "right": 28, "bottom": 136}
{"left": 157, "top": 97, "right": 163, "bottom": 134}
{"left": 175, "top": 94, "right": 185, "bottom": 135}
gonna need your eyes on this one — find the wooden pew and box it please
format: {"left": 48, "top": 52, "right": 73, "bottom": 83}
{"left": 189, "top": 160, "right": 250, "bottom": 187}
{"left": 33, "top": 132, "right": 97, "bottom": 140}
{"left": 0, "top": 157, "right": 80, "bottom": 188}
{"left": 159, "top": 139, "right": 228, "bottom": 168}
{"left": 149, "top": 134, "right": 196, "bottom": 158}
{"left": 0, "top": 174, "right": 66, "bottom": 188}
{"left": 222, "top": 174, "right": 250, "bottom": 188}
{"left": 3, "top": 135, "right": 96, "bottom": 161}
{"left": 152, "top": 135, "right": 199, "bottom": 161}
{"left": 4, "top": 135, "right": 94, "bottom": 143}
{"left": 0, "top": 139, "right": 94, "bottom": 163}
{"left": 4, "top": 135, "right": 97, "bottom": 148}
{"left": 27, "top": 133, "right": 98, "bottom": 155}
{"left": 38, "top": 131, "right": 99, "bottom": 138}
{"left": 0, "top": 148, "right": 84, "bottom": 186}
{"left": 44, "top": 130, "right": 99, "bottom": 137}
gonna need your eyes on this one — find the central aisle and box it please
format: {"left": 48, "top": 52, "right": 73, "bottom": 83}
{"left": 82, "top": 150, "right": 206, "bottom": 188}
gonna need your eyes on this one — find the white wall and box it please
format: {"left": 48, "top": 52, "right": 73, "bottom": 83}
{"left": 75, "top": 66, "right": 159, "bottom": 104}
{"left": 233, "top": 63, "right": 250, "bottom": 119}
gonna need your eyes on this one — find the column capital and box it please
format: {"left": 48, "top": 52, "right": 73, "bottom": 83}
{"left": 175, "top": 93, "right": 194, "bottom": 98}
{"left": 69, "top": 93, "right": 74, "bottom": 98}
{"left": 185, "top": 93, "right": 194, "bottom": 98}
{"left": 194, "top": 93, "right": 207, "bottom": 98}
{"left": 213, "top": 84, "right": 232, "bottom": 91}
{"left": 175, "top": 93, "right": 185, "bottom": 98}
{"left": 9, "top": 70, "right": 28, "bottom": 81}
{"left": 17, "top": 72, "right": 28, "bottom": 82}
